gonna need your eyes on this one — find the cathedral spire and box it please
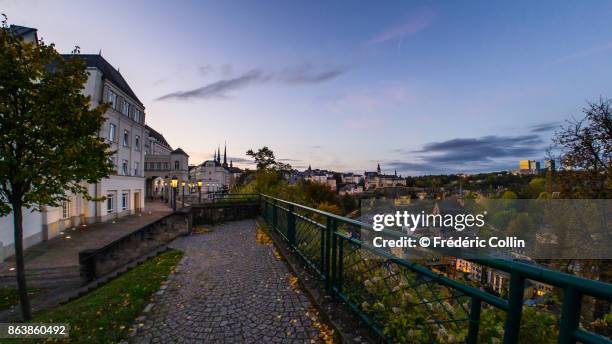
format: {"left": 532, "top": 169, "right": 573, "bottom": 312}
{"left": 223, "top": 142, "right": 227, "bottom": 167}
{"left": 217, "top": 145, "right": 221, "bottom": 163}
{"left": 377, "top": 163, "right": 381, "bottom": 174}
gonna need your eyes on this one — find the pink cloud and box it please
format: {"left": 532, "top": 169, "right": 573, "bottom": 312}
{"left": 366, "top": 8, "right": 435, "bottom": 46}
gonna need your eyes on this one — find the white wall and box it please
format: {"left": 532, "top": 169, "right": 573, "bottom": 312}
{"left": 0, "top": 207, "right": 44, "bottom": 261}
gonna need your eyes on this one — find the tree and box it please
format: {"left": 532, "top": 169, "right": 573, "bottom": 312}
{"left": 246, "top": 146, "right": 292, "bottom": 171}
{"left": 553, "top": 97, "right": 611, "bottom": 198}
{"left": 0, "top": 19, "right": 114, "bottom": 319}
{"left": 246, "top": 146, "right": 277, "bottom": 170}
{"left": 550, "top": 98, "right": 611, "bottom": 320}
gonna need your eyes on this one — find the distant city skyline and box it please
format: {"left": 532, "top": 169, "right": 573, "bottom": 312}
{"left": 4, "top": 0, "right": 612, "bottom": 174}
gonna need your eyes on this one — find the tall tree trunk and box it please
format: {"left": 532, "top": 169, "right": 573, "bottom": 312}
{"left": 12, "top": 202, "right": 32, "bottom": 320}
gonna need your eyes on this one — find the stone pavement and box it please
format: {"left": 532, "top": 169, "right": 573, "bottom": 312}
{"left": 0, "top": 201, "right": 173, "bottom": 278}
{"left": 132, "top": 219, "right": 328, "bottom": 343}
{"left": 0, "top": 201, "right": 173, "bottom": 320}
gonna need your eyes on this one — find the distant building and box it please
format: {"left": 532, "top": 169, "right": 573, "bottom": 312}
{"left": 144, "top": 126, "right": 190, "bottom": 201}
{"left": 190, "top": 144, "right": 242, "bottom": 194}
{"left": 364, "top": 164, "right": 406, "bottom": 189}
{"left": 519, "top": 160, "right": 541, "bottom": 175}
{"left": 544, "top": 159, "right": 555, "bottom": 172}
{"left": 338, "top": 184, "right": 364, "bottom": 195}
{"left": 341, "top": 173, "right": 363, "bottom": 184}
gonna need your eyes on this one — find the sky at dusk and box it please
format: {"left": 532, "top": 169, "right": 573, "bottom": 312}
{"left": 3, "top": 0, "right": 612, "bottom": 175}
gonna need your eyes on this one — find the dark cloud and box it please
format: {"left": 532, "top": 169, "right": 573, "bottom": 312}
{"left": 278, "top": 158, "right": 301, "bottom": 162}
{"left": 155, "top": 65, "right": 347, "bottom": 101}
{"left": 227, "top": 156, "right": 253, "bottom": 164}
{"left": 388, "top": 134, "right": 545, "bottom": 174}
{"left": 156, "top": 70, "right": 264, "bottom": 101}
{"left": 529, "top": 121, "right": 560, "bottom": 133}
{"left": 277, "top": 65, "right": 348, "bottom": 84}
{"left": 415, "top": 135, "right": 542, "bottom": 162}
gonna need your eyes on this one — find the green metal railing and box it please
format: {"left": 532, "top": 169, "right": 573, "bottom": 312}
{"left": 260, "top": 194, "right": 612, "bottom": 344}
{"left": 209, "top": 192, "right": 260, "bottom": 203}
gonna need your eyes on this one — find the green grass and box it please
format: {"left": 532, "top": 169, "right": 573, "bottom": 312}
{"left": 5, "top": 249, "right": 183, "bottom": 344}
{"left": 0, "top": 288, "right": 43, "bottom": 312}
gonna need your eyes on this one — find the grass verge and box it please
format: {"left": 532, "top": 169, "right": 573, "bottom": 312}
{"left": 6, "top": 249, "right": 183, "bottom": 344}
{"left": 0, "top": 289, "right": 44, "bottom": 312}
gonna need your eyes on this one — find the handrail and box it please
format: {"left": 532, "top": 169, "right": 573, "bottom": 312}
{"left": 260, "top": 194, "right": 612, "bottom": 299}
{"left": 259, "top": 193, "right": 612, "bottom": 344}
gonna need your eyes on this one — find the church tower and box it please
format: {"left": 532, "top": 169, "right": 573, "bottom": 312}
{"left": 223, "top": 143, "right": 228, "bottom": 167}
{"left": 377, "top": 163, "right": 381, "bottom": 175}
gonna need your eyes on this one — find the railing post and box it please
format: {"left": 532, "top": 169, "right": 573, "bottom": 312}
{"left": 287, "top": 204, "right": 296, "bottom": 248}
{"left": 557, "top": 287, "right": 581, "bottom": 344}
{"left": 324, "top": 217, "right": 335, "bottom": 293}
{"left": 272, "top": 199, "right": 278, "bottom": 230}
{"left": 337, "top": 238, "right": 344, "bottom": 293}
{"left": 330, "top": 223, "right": 338, "bottom": 293}
{"left": 503, "top": 271, "right": 525, "bottom": 344}
{"left": 467, "top": 297, "right": 482, "bottom": 344}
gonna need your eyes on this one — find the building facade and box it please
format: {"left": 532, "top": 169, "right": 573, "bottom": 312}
{"left": 190, "top": 145, "right": 242, "bottom": 194}
{"left": 1, "top": 47, "right": 149, "bottom": 260}
{"left": 364, "top": 164, "right": 406, "bottom": 190}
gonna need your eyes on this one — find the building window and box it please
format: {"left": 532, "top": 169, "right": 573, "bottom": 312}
{"left": 61, "top": 200, "right": 70, "bottom": 219}
{"left": 135, "top": 135, "right": 140, "bottom": 151}
{"left": 122, "top": 160, "right": 128, "bottom": 175}
{"left": 109, "top": 156, "right": 117, "bottom": 173}
{"left": 122, "top": 101, "right": 130, "bottom": 116}
{"left": 134, "top": 162, "right": 139, "bottom": 176}
{"left": 175, "top": 161, "right": 179, "bottom": 170}
{"left": 107, "top": 88, "right": 117, "bottom": 109}
{"left": 123, "top": 130, "right": 129, "bottom": 146}
{"left": 163, "top": 162, "right": 169, "bottom": 170}
{"left": 156, "top": 162, "right": 161, "bottom": 170}
{"left": 134, "top": 109, "right": 141, "bottom": 123}
{"left": 121, "top": 193, "right": 128, "bottom": 211}
{"left": 107, "top": 194, "right": 114, "bottom": 213}
{"left": 109, "top": 123, "right": 116, "bottom": 142}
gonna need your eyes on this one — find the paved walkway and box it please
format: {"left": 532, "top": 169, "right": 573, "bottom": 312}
{"left": 0, "top": 202, "right": 173, "bottom": 320}
{"left": 133, "top": 219, "right": 327, "bottom": 343}
{"left": 0, "top": 201, "right": 173, "bottom": 278}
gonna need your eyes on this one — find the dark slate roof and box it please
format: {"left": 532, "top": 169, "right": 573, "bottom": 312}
{"left": 8, "top": 25, "right": 37, "bottom": 38}
{"left": 201, "top": 160, "right": 221, "bottom": 167}
{"left": 171, "top": 148, "right": 189, "bottom": 157}
{"left": 61, "top": 54, "right": 144, "bottom": 106}
{"left": 145, "top": 125, "right": 171, "bottom": 149}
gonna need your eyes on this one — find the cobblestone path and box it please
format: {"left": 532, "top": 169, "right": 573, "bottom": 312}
{"left": 132, "top": 219, "right": 326, "bottom": 343}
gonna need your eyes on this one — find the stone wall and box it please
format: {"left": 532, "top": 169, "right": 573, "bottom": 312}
{"left": 79, "top": 209, "right": 192, "bottom": 284}
{"left": 192, "top": 202, "right": 260, "bottom": 225}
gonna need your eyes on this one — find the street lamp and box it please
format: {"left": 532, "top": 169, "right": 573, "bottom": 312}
{"left": 171, "top": 176, "right": 178, "bottom": 211}
{"left": 181, "top": 181, "right": 186, "bottom": 207}
{"left": 197, "top": 180, "right": 203, "bottom": 203}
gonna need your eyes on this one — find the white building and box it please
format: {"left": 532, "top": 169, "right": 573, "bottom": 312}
{"left": 68, "top": 53, "right": 147, "bottom": 223}
{"left": 1, "top": 44, "right": 148, "bottom": 260}
{"left": 190, "top": 145, "right": 242, "bottom": 194}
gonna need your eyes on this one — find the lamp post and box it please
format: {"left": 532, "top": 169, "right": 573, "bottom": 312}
{"left": 181, "top": 181, "right": 186, "bottom": 207}
{"left": 197, "top": 180, "right": 202, "bottom": 203}
{"left": 171, "top": 176, "right": 178, "bottom": 211}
